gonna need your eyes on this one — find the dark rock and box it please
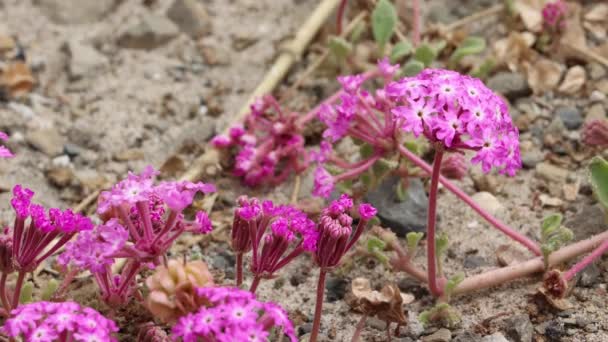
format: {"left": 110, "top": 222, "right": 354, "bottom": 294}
{"left": 556, "top": 106, "right": 583, "bottom": 130}
{"left": 505, "top": 314, "right": 533, "bottom": 342}
{"left": 365, "top": 177, "right": 428, "bottom": 237}
{"left": 545, "top": 320, "right": 565, "bottom": 341}
{"left": 463, "top": 255, "right": 487, "bottom": 269}
{"left": 325, "top": 276, "right": 347, "bottom": 302}
{"left": 290, "top": 272, "right": 307, "bottom": 287}
{"left": 578, "top": 262, "right": 600, "bottom": 287}
{"left": 398, "top": 275, "right": 429, "bottom": 298}
{"left": 63, "top": 143, "right": 82, "bottom": 158}
{"left": 487, "top": 72, "right": 531, "bottom": 100}
{"left": 298, "top": 323, "right": 313, "bottom": 336}
{"left": 453, "top": 331, "right": 482, "bottom": 342}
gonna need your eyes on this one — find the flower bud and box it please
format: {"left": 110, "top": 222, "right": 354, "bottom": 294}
{"left": 582, "top": 119, "right": 608, "bottom": 148}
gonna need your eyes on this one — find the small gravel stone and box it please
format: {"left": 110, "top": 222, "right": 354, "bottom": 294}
{"left": 579, "top": 262, "right": 600, "bottom": 287}
{"left": 26, "top": 128, "right": 66, "bottom": 157}
{"left": 298, "top": 323, "right": 313, "bottom": 336}
{"left": 453, "top": 332, "right": 482, "bottom": 342}
{"left": 505, "top": 314, "right": 533, "bottom": 342}
{"left": 545, "top": 320, "right": 565, "bottom": 341}
{"left": 487, "top": 72, "right": 531, "bottom": 100}
{"left": 521, "top": 149, "right": 544, "bottom": 169}
{"left": 422, "top": 328, "right": 452, "bottom": 342}
{"left": 117, "top": 10, "right": 179, "bottom": 49}
{"left": 368, "top": 317, "right": 388, "bottom": 331}
{"left": 556, "top": 106, "right": 583, "bottom": 130}
{"left": 535, "top": 162, "right": 569, "bottom": 183}
{"left": 480, "top": 332, "right": 509, "bottom": 342}
{"left": 471, "top": 192, "right": 503, "bottom": 216}
{"left": 464, "top": 255, "right": 487, "bottom": 269}
{"left": 325, "top": 276, "right": 348, "bottom": 302}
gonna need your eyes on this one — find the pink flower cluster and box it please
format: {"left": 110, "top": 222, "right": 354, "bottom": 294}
{"left": 172, "top": 286, "right": 296, "bottom": 342}
{"left": 59, "top": 166, "right": 215, "bottom": 305}
{"left": 388, "top": 69, "right": 521, "bottom": 175}
{"left": 315, "top": 194, "right": 376, "bottom": 268}
{"left": 0, "top": 131, "right": 13, "bottom": 158}
{"left": 3, "top": 301, "right": 119, "bottom": 342}
{"left": 212, "top": 95, "right": 309, "bottom": 187}
{"left": 7, "top": 185, "right": 93, "bottom": 273}
{"left": 232, "top": 196, "right": 317, "bottom": 277}
{"left": 542, "top": 0, "right": 567, "bottom": 32}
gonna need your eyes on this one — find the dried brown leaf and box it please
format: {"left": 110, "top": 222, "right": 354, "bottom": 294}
{"left": 493, "top": 32, "right": 536, "bottom": 71}
{"left": 560, "top": 2, "right": 586, "bottom": 51}
{"left": 558, "top": 65, "right": 586, "bottom": 94}
{"left": 0, "top": 62, "right": 34, "bottom": 98}
{"left": 514, "top": 0, "right": 545, "bottom": 32}
{"left": 346, "top": 277, "right": 412, "bottom": 325}
{"left": 524, "top": 57, "right": 563, "bottom": 94}
{"left": 584, "top": 4, "right": 608, "bottom": 22}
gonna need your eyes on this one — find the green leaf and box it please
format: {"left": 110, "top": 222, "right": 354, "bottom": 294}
{"left": 403, "top": 140, "right": 422, "bottom": 154}
{"left": 436, "top": 232, "right": 449, "bottom": 257}
{"left": 328, "top": 35, "right": 353, "bottom": 61}
{"left": 395, "top": 179, "right": 408, "bottom": 202}
{"left": 390, "top": 41, "right": 413, "bottom": 62}
{"left": 20, "top": 281, "right": 34, "bottom": 304}
{"left": 450, "top": 36, "right": 486, "bottom": 64}
{"left": 361, "top": 172, "right": 373, "bottom": 188}
{"left": 367, "top": 236, "right": 387, "bottom": 253}
{"left": 401, "top": 59, "right": 425, "bottom": 76}
{"left": 413, "top": 44, "right": 437, "bottom": 67}
{"left": 336, "top": 179, "right": 352, "bottom": 193}
{"left": 360, "top": 143, "right": 374, "bottom": 159}
{"left": 445, "top": 273, "right": 465, "bottom": 295}
{"left": 406, "top": 232, "right": 424, "bottom": 253}
{"left": 349, "top": 21, "right": 366, "bottom": 44}
{"left": 589, "top": 156, "right": 608, "bottom": 209}
{"left": 541, "top": 213, "right": 563, "bottom": 240}
{"left": 41, "top": 279, "right": 59, "bottom": 301}
{"left": 372, "top": 0, "right": 397, "bottom": 51}
{"left": 470, "top": 58, "right": 495, "bottom": 79}
{"left": 431, "top": 40, "right": 447, "bottom": 55}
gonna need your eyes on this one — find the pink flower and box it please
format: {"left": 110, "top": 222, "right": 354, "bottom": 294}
{"left": 195, "top": 211, "right": 213, "bottom": 234}
{"left": 338, "top": 74, "right": 365, "bottom": 94}
{"left": 392, "top": 97, "right": 437, "bottom": 137}
{"left": 378, "top": 57, "right": 399, "bottom": 79}
{"left": 542, "top": 0, "right": 567, "bottom": 31}
{"left": 3, "top": 302, "right": 118, "bottom": 342}
{"left": 0, "top": 131, "right": 13, "bottom": 158}
{"left": 312, "top": 167, "right": 335, "bottom": 198}
{"left": 358, "top": 203, "right": 377, "bottom": 220}
{"left": 211, "top": 135, "right": 232, "bottom": 148}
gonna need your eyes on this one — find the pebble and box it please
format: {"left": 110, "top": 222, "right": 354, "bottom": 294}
{"left": 365, "top": 177, "right": 428, "bottom": 237}
{"left": 585, "top": 104, "right": 606, "bottom": 124}
{"left": 52, "top": 155, "right": 71, "bottom": 167}
{"left": 579, "top": 262, "right": 600, "bottom": 287}
{"left": 453, "top": 332, "right": 482, "bottom": 342}
{"left": 35, "top": 0, "right": 117, "bottom": 24}
{"left": 487, "top": 72, "right": 531, "bottom": 100}
{"left": 480, "top": 333, "right": 509, "bottom": 342}
{"left": 471, "top": 192, "right": 503, "bottom": 216}
{"left": 298, "top": 323, "right": 312, "bottom": 336}
{"left": 64, "top": 39, "right": 109, "bottom": 80}
{"left": 26, "top": 128, "right": 66, "bottom": 157}
{"left": 545, "top": 320, "right": 565, "bottom": 341}
{"left": 368, "top": 317, "right": 387, "bottom": 331}
{"left": 117, "top": 11, "right": 179, "bottom": 49}
{"left": 166, "top": 0, "right": 212, "bottom": 38}
{"left": 46, "top": 166, "right": 74, "bottom": 188}
{"left": 535, "top": 162, "right": 569, "bottom": 183}
{"left": 590, "top": 90, "right": 606, "bottom": 102}
{"left": 556, "top": 106, "right": 583, "bottom": 130}
{"left": 422, "top": 328, "right": 452, "bottom": 342}
{"left": 325, "top": 276, "right": 348, "bottom": 302}
{"left": 521, "top": 149, "right": 544, "bottom": 169}
{"left": 463, "top": 255, "right": 487, "bottom": 269}
{"left": 558, "top": 66, "right": 586, "bottom": 94}
{"left": 505, "top": 314, "right": 533, "bottom": 342}
{"left": 586, "top": 62, "right": 607, "bottom": 81}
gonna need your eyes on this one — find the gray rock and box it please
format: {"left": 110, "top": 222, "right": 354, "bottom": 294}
{"left": 480, "top": 333, "right": 509, "bottom": 342}
{"left": 118, "top": 11, "right": 179, "bottom": 50}
{"left": 368, "top": 317, "right": 388, "bottom": 331}
{"left": 35, "top": 0, "right": 117, "bottom": 24}
{"left": 422, "top": 328, "right": 452, "bottom": 342}
{"left": 556, "top": 106, "right": 583, "bottom": 130}
{"left": 167, "top": 0, "right": 212, "bottom": 38}
{"left": 26, "top": 128, "right": 66, "bottom": 156}
{"left": 587, "top": 62, "right": 607, "bottom": 81}
{"left": 578, "top": 262, "right": 600, "bottom": 287}
{"left": 325, "top": 276, "right": 347, "bottom": 302}
{"left": 464, "top": 255, "right": 487, "bottom": 269}
{"left": 521, "top": 149, "right": 544, "bottom": 169}
{"left": 487, "top": 72, "right": 531, "bottom": 100}
{"left": 471, "top": 192, "right": 503, "bottom": 216}
{"left": 64, "top": 40, "right": 109, "bottom": 80}
{"left": 545, "top": 320, "right": 565, "bottom": 341}
{"left": 505, "top": 314, "right": 533, "bottom": 342}
{"left": 298, "top": 323, "right": 313, "bottom": 336}
{"left": 453, "top": 332, "right": 482, "bottom": 342}
{"left": 535, "top": 162, "right": 569, "bottom": 183}
{"left": 365, "top": 177, "right": 428, "bottom": 237}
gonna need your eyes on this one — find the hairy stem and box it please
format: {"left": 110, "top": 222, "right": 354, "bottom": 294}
{"left": 351, "top": 314, "right": 368, "bottom": 342}
{"left": 426, "top": 149, "right": 444, "bottom": 297}
{"left": 397, "top": 145, "right": 541, "bottom": 256}
{"left": 563, "top": 236, "right": 608, "bottom": 282}
{"left": 11, "top": 272, "right": 25, "bottom": 309}
{"left": 249, "top": 276, "right": 261, "bottom": 294}
{"left": 336, "top": 0, "right": 348, "bottom": 35}
{"left": 0, "top": 272, "right": 10, "bottom": 311}
{"left": 236, "top": 253, "right": 244, "bottom": 287}
{"left": 310, "top": 269, "right": 327, "bottom": 342}
{"left": 412, "top": 0, "right": 421, "bottom": 46}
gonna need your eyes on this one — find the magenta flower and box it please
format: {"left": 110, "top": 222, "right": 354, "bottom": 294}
{"left": 378, "top": 57, "right": 399, "bottom": 79}
{"left": 231, "top": 197, "right": 317, "bottom": 292}
{"left": 212, "top": 95, "right": 309, "bottom": 187}
{"left": 3, "top": 301, "right": 119, "bottom": 342}
{"left": 312, "top": 167, "right": 336, "bottom": 198}
{"left": 172, "top": 286, "right": 296, "bottom": 342}
{"left": 0, "top": 131, "right": 13, "bottom": 158}
{"left": 542, "top": 0, "right": 567, "bottom": 32}
{"left": 582, "top": 119, "right": 608, "bottom": 148}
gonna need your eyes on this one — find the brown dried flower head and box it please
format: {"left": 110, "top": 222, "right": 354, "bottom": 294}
{"left": 145, "top": 259, "right": 214, "bottom": 324}
{"left": 346, "top": 277, "right": 413, "bottom": 325}
{"left": 582, "top": 119, "right": 608, "bottom": 149}
{"left": 137, "top": 322, "right": 171, "bottom": 342}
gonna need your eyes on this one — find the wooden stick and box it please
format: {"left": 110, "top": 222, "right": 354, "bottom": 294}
{"left": 180, "top": 0, "right": 342, "bottom": 183}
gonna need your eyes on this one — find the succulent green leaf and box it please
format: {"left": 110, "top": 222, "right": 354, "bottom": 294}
{"left": 328, "top": 35, "right": 353, "bottom": 61}
{"left": 390, "top": 41, "right": 413, "bottom": 62}
{"left": 395, "top": 179, "right": 408, "bottom": 202}
{"left": 413, "top": 44, "right": 437, "bottom": 67}
{"left": 372, "top": 0, "right": 397, "bottom": 51}
{"left": 436, "top": 232, "right": 449, "bottom": 257}
{"left": 589, "top": 156, "right": 608, "bottom": 209}
{"left": 445, "top": 273, "right": 465, "bottom": 295}
{"left": 367, "top": 236, "right": 387, "bottom": 253}
{"left": 41, "top": 279, "right": 59, "bottom": 301}
{"left": 360, "top": 143, "right": 374, "bottom": 158}
{"left": 541, "top": 213, "right": 563, "bottom": 240}
{"left": 20, "top": 281, "right": 34, "bottom": 304}
{"left": 349, "top": 21, "right": 366, "bottom": 44}
{"left": 450, "top": 36, "right": 486, "bottom": 64}
{"left": 401, "top": 59, "right": 425, "bottom": 76}
{"left": 470, "top": 58, "right": 495, "bottom": 79}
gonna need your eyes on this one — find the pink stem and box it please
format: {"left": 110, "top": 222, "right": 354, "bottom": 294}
{"left": 236, "top": 253, "right": 243, "bottom": 287}
{"left": 249, "top": 276, "right": 261, "bottom": 294}
{"left": 563, "top": 237, "right": 608, "bottom": 282}
{"left": 426, "top": 149, "right": 444, "bottom": 297}
{"left": 334, "top": 155, "right": 381, "bottom": 182}
{"left": 309, "top": 269, "right": 327, "bottom": 342}
{"left": 350, "top": 315, "right": 368, "bottom": 342}
{"left": 397, "top": 145, "right": 542, "bottom": 256}
{"left": 0, "top": 272, "right": 10, "bottom": 311}
{"left": 412, "top": 0, "right": 421, "bottom": 46}
{"left": 11, "top": 272, "right": 25, "bottom": 308}
{"left": 336, "top": 0, "right": 348, "bottom": 35}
